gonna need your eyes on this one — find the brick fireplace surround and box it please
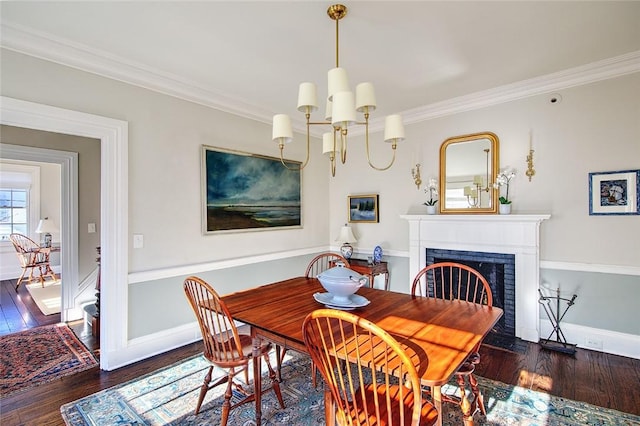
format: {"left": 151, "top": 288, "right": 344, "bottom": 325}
{"left": 401, "top": 214, "right": 550, "bottom": 343}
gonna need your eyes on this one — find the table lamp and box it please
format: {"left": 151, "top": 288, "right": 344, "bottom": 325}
{"left": 336, "top": 224, "right": 357, "bottom": 260}
{"left": 35, "top": 217, "right": 59, "bottom": 248}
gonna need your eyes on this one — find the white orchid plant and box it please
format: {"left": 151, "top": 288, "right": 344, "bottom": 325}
{"left": 493, "top": 169, "right": 516, "bottom": 204}
{"left": 423, "top": 178, "right": 439, "bottom": 206}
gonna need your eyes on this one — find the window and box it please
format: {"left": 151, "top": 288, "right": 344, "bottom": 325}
{"left": 0, "top": 189, "right": 29, "bottom": 241}
{"left": 0, "top": 162, "right": 40, "bottom": 243}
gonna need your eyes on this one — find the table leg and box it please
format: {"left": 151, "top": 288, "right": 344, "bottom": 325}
{"left": 252, "top": 337, "right": 262, "bottom": 426}
{"left": 384, "top": 272, "right": 390, "bottom": 291}
{"left": 433, "top": 385, "right": 443, "bottom": 426}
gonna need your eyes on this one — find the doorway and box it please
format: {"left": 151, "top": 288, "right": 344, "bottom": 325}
{"left": 1, "top": 96, "right": 129, "bottom": 370}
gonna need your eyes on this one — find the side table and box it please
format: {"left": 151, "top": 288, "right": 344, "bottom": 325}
{"left": 346, "top": 258, "right": 390, "bottom": 291}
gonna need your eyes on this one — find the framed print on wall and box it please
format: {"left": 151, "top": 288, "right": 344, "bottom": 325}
{"left": 202, "top": 145, "right": 302, "bottom": 233}
{"left": 348, "top": 194, "right": 379, "bottom": 223}
{"left": 588, "top": 169, "right": 640, "bottom": 216}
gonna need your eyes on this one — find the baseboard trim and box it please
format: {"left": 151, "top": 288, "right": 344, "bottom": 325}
{"left": 103, "top": 322, "right": 201, "bottom": 371}
{"left": 540, "top": 319, "right": 639, "bottom": 359}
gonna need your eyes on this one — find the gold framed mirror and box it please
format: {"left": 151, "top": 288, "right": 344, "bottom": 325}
{"left": 439, "top": 132, "right": 499, "bottom": 214}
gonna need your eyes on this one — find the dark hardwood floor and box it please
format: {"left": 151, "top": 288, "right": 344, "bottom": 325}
{"left": 1, "top": 278, "right": 639, "bottom": 425}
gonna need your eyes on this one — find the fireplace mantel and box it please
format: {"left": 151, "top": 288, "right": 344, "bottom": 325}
{"left": 401, "top": 213, "right": 550, "bottom": 342}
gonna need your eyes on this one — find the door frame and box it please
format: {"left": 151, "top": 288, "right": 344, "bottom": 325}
{"left": 1, "top": 96, "right": 128, "bottom": 370}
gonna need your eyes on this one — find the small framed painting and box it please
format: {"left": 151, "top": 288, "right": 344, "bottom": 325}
{"left": 348, "top": 194, "right": 379, "bottom": 223}
{"left": 588, "top": 169, "right": 640, "bottom": 216}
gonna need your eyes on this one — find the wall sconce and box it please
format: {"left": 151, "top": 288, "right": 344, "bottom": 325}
{"left": 526, "top": 149, "right": 535, "bottom": 181}
{"left": 411, "top": 164, "right": 422, "bottom": 189}
{"left": 464, "top": 185, "right": 479, "bottom": 207}
{"left": 526, "top": 130, "right": 536, "bottom": 181}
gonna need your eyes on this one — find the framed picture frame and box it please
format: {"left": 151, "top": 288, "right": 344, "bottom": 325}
{"left": 201, "top": 145, "right": 302, "bottom": 233}
{"left": 588, "top": 169, "right": 640, "bottom": 216}
{"left": 348, "top": 194, "right": 379, "bottom": 223}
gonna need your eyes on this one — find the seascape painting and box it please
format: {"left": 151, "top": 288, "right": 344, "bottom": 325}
{"left": 348, "top": 194, "right": 379, "bottom": 223}
{"left": 202, "top": 146, "right": 301, "bottom": 232}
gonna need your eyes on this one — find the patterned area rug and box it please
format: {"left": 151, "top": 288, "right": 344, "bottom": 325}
{"left": 0, "top": 323, "right": 98, "bottom": 397}
{"left": 61, "top": 351, "right": 640, "bottom": 426}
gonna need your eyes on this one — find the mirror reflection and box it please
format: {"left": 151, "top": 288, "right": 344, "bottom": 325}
{"left": 439, "top": 132, "right": 499, "bottom": 214}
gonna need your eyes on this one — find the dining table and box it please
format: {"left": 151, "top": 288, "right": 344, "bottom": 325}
{"left": 222, "top": 276, "right": 503, "bottom": 426}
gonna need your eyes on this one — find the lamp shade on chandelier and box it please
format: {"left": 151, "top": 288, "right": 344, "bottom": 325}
{"left": 272, "top": 4, "right": 405, "bottom": 176}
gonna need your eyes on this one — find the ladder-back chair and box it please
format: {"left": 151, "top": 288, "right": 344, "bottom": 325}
{"left": 411, "top": 261, "right": 493, "bottom": 419}
{"left": 183, "top": 276, "right": 285, "bottom": 424}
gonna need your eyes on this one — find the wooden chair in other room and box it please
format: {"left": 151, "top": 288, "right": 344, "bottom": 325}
{"left": 411, "top": 261, "right": 493, "bottom": 420}
{"left": 302, "top": 309, "right": 438, "bottom": 426}
{"left": 183, "top": 276, "right": 285, "bottom": 425}
{"left": 305, "top": 252, "right": 350, "bottom": 278}
{"left": 9, "top": 233, "right": 57, "bottom": 291}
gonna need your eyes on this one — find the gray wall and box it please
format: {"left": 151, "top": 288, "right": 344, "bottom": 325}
{"left": 0, "top": 125, "right": 101, "bottom": 282}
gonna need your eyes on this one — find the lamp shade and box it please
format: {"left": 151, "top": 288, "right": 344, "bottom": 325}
{"left": 336, "top": 224, "right": 357, "bottom": 243}
{"left": 355, "top": 82, "right": 377, "bottom": 113}
{"left": 327, "top": 67, "right": 349, "bottom": 101}
{"left": 331, "top": 91, "right": 356, "bottom": 127}
{"left": 272, "top": 114, "right": 293, "bottom": 143}
{"left": 35, "top": 218, "right": 59, "bottom": 234}
{"left": 322, "top": 132, "right": 336, "bottom": 154}
{"left": 383, "top": 114, "right": 405, "bottom": 143}
{"left": 297, "top": 82, "right": 318, "bottom": 113}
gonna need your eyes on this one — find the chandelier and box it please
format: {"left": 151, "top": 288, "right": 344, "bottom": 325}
{"left": 272, "top": 4, "right": 405, "bottom": 177}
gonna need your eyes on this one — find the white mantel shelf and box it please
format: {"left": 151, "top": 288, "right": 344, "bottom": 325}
{"left": 401, "top": 213, "right": 551, "bottom": 343}
{"left": 400, "top": 213, "right": 551, "bottom": 222}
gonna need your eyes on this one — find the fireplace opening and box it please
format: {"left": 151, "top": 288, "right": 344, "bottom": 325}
{"left": 426, "top": 248, "right": 515, "bottom": 340}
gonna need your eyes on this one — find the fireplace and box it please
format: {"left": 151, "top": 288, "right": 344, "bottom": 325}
{"left": 427, "top": 248, "right": 515, "bottom": 337}
{"left": 401, "top": 213, "right": 550, "bottom": 342}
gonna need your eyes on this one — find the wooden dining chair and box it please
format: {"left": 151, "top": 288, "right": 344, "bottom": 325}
{"left": 183, "top": 276, "right": 285, "bottom": 425}
{"left": 305, "top": 252, "right": 350, "bottom": 278}
{"left": 411, "top": 261, "right": 493, "bottom": 418}
{"left": 276, "top": 252, "right": 351, "bottom": 387}
{"left": 9, "top": 233, "right": 57, "bottom": 291}
{"left": 302, "top": 308, "right": 439, "bottom": 426}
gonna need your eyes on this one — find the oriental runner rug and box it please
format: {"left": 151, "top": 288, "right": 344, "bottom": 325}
{"left": 0, "top": 323, "right": 98, "bottom": 397}
{"left": 61, "top": 352, "right": 640, "bottom": 426}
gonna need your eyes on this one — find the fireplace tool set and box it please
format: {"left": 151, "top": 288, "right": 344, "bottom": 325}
{"left": 538, "top": 287, "right": 578, "bottom": 355}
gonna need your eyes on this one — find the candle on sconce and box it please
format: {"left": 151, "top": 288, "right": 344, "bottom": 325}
{"left": 529, "top": 130, "right": 533, "bottom": 151}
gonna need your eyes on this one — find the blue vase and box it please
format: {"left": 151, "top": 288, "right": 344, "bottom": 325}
{"left": 373, "top": 246, "right": 383, "bottom": 263}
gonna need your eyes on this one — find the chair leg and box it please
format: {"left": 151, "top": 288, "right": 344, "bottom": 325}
{"left": 220, "top": 374, "right": 234, "bottom": 426}
{"left": 195, "top": 366, "right": 213, "bottom": 415}
{"left": 469, "top": 372, "right": 486, "bottom": 415}
{"left": 263, "top": 353, "right": 285, "bottom": 408}
{"left": 15, "top": 269, "right": 28, "bottom": 291}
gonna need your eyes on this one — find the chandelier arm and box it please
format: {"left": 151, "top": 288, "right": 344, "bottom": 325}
{"left": 340, "top": 129, "right": 347, "bottom": 164}
{"left": 278, "top": 146, "right": 303, "bottom": 170}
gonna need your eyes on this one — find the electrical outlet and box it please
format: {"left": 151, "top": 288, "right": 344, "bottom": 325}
{"left": 585, "top": 337, "right": 603, "bottom": 350}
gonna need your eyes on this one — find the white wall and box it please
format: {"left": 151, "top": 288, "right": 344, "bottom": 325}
{"left": 329, "top": 73, "right": 640, "bottom": 268}
{"left": 2, "top": 47, "right": 638, "bottom": 361}
{"left": 0, "top": 49, "right": 330, "bottom": 272}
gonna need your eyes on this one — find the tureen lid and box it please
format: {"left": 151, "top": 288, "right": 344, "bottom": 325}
{"left": 317, "top": 266, "right": 364, "bottom": 281}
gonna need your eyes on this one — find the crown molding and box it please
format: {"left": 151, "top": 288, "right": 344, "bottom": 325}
{"left": 2, "top": 22, "right": 639, "bottom": 135}
{"left": 0, "top": 23, "right": 273, "bottom": 126}
{"left": 400, "top": 49, "right": 640, "bottom": 126}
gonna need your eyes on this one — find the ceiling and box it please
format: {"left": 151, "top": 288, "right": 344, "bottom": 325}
{"left": 2, "top": 1, "right": 640, "bottom": 134}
